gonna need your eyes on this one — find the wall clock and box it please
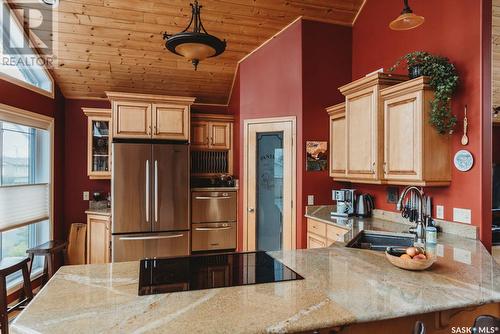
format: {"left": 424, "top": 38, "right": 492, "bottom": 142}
{"left": 453, "top": 150, "right": 474, "bottom": 172}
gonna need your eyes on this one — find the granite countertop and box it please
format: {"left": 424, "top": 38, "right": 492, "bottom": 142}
{"left": 12, "top": 216, "right": 500, "bottom": 333}
{"left": 85, "top": 207, "right": 112, "bottom": 216}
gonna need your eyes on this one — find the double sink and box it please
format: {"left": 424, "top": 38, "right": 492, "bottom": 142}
{"left": 346, "top": 230, "right": 414, "bottom": 251}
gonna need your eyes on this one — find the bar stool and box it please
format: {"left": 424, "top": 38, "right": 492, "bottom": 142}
{"left": 26, "top": 240, "right": 67, "bottom": 287}
{"left": 0, "top": 257, "right": 33, "bottom": 334}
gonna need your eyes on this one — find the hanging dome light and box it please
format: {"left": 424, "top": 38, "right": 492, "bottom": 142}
{"left": 163, "top": 1, "right": 226, "bottom": 70}
{"left": 389, "top": 0, "right": 425, "bottom": 31}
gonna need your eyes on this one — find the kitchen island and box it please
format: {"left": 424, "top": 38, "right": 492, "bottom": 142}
{"left": 11, "top": 218, "right": 500, "bottom": 334}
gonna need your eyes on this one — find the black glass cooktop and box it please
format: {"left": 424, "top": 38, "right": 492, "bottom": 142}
{"left": 138, "top": 251, "right": 303, "bottom": 296}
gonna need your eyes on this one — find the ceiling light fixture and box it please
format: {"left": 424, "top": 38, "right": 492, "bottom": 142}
{"left": 163, "top": 0, "right": 226, "bottom": 70}
{"left": 389, "top": 0, "right": 425, "bottom": 31}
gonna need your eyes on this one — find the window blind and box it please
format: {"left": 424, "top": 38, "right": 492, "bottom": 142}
{"left": 0, "top": 183, "right": 49, "bottom": 232}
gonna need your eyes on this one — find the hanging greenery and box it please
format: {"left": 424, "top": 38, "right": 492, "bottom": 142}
{"left": 389, "top": 51, "right": 459, "bottom": 135}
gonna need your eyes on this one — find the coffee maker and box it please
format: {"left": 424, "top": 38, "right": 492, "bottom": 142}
{"left": 332, "top": 189, "right": 356, "bottom": 217}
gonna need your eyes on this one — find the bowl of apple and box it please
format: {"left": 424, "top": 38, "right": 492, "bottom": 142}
{"left": 385, "top": 246, "right": 436, "bottom": 271}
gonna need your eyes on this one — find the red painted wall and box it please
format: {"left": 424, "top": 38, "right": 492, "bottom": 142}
{"left": 351, "top": 0, "right": 486, "bottom": 242}
{"left": 63, "top": 99, "right": 111, "bottom": 231}
{"left": 0, "top": 79, "right": 66, "bottom": 240}
{"left": 230, "top": 19, "right": 352, "bottom": 249}
{"left": 301, "top": 20, "right": 352, "bottom": 246}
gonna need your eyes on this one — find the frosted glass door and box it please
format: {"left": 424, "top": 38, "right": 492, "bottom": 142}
{"left": 256, "top": 132, "right": 283, "bottom": 251}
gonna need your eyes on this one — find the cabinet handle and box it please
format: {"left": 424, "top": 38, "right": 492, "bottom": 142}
{"left": 383, "top": 162, "right": 387, "bottom": 174}
{"left": 211, "top": 137, "right": 214, "bottom": 145}
{"left": 145, "top": 160, "right": 149, "bottom": 223}
{"left": 206, "top": 137, "right": 209, "bottom": 144}
{"left": 148, "top": 125, "right": 152, "bottom": 135}
{"left": 154, "top": 125, "right": 157, "bottom": 135}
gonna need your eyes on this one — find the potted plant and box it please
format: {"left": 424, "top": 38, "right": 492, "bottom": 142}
{"left": 389, "top": 51, "right": 459, "bottom": 134}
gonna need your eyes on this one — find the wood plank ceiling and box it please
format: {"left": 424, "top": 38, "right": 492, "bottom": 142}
{"left": 44, "top": 0, "right": 364, "bottom": 104}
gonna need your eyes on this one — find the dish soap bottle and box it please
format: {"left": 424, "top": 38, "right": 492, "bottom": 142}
{"left": 425, "top": 218, "right": 437, "bottom": 244}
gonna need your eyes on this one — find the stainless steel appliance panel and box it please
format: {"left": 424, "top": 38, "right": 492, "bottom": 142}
{"left": 113, "top": 143, "right": 152, "bottom": 234}
{"left": 192, "top": 222, "right": 236, "bottom": 251}
{"left": 153, "top": 144, "right": 189, "bottom": 232}
{"left": 191, "top": 191, "right": 237, "bottom": 223}
{"left": 112, "top": 231, "right": 190, "bottom": 262}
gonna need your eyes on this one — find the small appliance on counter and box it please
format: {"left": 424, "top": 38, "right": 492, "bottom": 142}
{"left": 355, "top": 193, "right": 374, "bottom": 218}
{"left": 332, "top": 189, "right": 356, "bottom": 217}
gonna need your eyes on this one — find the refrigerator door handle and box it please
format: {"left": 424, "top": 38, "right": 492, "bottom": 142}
{"left": 146, "top": 160, "right": 150, "bottom": 223}
{"left": 119, "top": 234, "right": 184, "bottom": 241}
{"left": 154, "top": 160, "right": 158, "bottom": 223}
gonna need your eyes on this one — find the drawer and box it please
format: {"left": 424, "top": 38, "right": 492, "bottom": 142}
{"left": 307, "top": 219, "right": 326, "bottom": 236}
{"left": 192, "top": 191, "right": 237, "bottom": 223}
{"left": 307, "top": 232, "right": 327, "bottom": 249}
{"left": 327, "top": 224, "right": 348, "bottom": 242}
{"left": 192, "top": 222, "right": 236, "bottom": 252}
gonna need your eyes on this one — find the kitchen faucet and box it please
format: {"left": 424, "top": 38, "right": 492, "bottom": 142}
{"left": 396, "top": 186, "right": 426, "bottom": 245}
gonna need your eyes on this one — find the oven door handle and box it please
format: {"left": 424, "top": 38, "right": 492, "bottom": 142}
{"left": 194, "top": 196, "right": 231, "bottom": 200}
{"left": 119, "top": 234, "right": 184, "bottom": 241}
{"left": 194, "top": 226, "right": 232, "bottom": 231}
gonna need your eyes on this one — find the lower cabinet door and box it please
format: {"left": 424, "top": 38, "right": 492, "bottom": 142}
{"left": 307, "top": 233, "right": 327, "bottom": 249}
{"left": 112, "top": 231, "right": 190, "bottom": 262}
{"left": 87, "top": 215, "right": 111, "bottom": 264}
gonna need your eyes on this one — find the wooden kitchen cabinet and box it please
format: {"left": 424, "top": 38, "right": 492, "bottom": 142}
{"left": 152, "top": 103, "right": 189, "bottom": 140}
{"left": 83, "top": 108, "right": 112, "bottom": 179}
{"left": 326, "top": 103, "right": 346, "bottom": 179}
{"left": 190, "top": 113, "right": 234, "bottom": 176}
{"left": 107, "top": 92, "right": 195, "bottom": 140}
{"left": 306, "top": 218, "right": 348, "bottom": 249}
{"left": 86, "top": 213, "right": 112, "bottom": 264}
{"left": 338, "top": 72, "right": 407, "bottom": 183}
{"left": 191, "top": 114, "right": 233, "bottom": 150}
{"left": 191, "top": 121, "right": 210, "bottom": 148}
{"left": 381, "top": 76, "right": 451, "bottom": 186}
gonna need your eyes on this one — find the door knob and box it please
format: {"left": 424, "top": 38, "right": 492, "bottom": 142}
{"left": 248, "top": 208, "right": 255, "bottom": 213}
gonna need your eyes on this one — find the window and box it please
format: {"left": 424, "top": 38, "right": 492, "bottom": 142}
{"left": 0, "top": 106, "right": 52, "bottom": 288}
{"left": 0, "top": 1, "right": 54, "bottom": 96}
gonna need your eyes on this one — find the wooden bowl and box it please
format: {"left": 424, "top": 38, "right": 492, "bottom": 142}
{"left": 385, "top": 251, "right": 436, "bottom": 271}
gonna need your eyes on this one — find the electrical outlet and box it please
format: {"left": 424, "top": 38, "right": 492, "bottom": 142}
{"left": 307, "top": 195, "right": 314, "bottom": 206}
{"left": 83, "top": 191, "right": 89, "bottom": 201}
{"left": 436, "top": 205, "right": 444, "bottom": 219}
{"left": 453, "top": 208, "right": 471, "bottom": 224}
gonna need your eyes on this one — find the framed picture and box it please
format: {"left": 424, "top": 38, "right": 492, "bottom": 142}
{"left": 306, "top": 141, "right": 328, "bottom": 171}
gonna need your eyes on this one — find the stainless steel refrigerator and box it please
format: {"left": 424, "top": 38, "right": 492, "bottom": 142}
{"left": 112, "top": 141, "right": 190, "bottom": 262}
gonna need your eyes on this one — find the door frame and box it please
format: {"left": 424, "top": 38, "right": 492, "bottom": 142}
{"left": 243, "top": 116, "right": 297, "bottom": 251}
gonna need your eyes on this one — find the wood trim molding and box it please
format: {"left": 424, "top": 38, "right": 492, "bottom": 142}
{"left": 105, "top": 91, "right": 196, "bottom": 104}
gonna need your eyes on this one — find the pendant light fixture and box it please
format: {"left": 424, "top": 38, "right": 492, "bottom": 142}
{"left": 389, "top": 0, "right": 425, "bottom": 31}
{"left": 163, "top": 1, "right": 226, "bottom": 70}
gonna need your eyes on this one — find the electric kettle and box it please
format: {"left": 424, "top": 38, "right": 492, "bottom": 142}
{"left": 355, "top": 194, "right": 374, "bottom": 217}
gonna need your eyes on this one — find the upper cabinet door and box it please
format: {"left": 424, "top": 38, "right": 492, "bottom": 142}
{"left": 346, "top": 88, "right": 378, "bottom": 180}
{"left": 327, "top": 104, "right": 346, "bottom": 179}
{"left": 113, "top": 101, "right": 151, "bottom": 138}
{"left": 191, "top": 121, "right": 209, "bottom": 149}
{"left": 209, "top": 122, "right": 231, "bottom": 149}
{"left": 152, "top": 103, "right": 189, "bottom": 140}
{"left": 383, "top": 91, "right": 422, "bottom": 181}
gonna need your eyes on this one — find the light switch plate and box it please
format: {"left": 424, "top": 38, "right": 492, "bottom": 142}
{"left": 436, "top": 205, "right": 444, "bottom": 219}
{"left": 83, "top": 191, "right": 89, "bottom": 201}
{"left": 453, "top": 208, "right": 471, "bottom": 224}
{"left": 307, "top": 195, "right": 314, "bottom": 206}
